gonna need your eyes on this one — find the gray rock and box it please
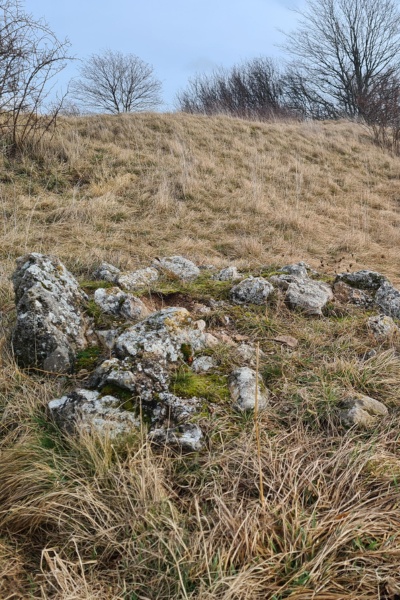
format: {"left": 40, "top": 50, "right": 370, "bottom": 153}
{"left": 95, "top": 329, "right": 119, "bottom": 350}
{"left": 153, "top": 256, "right": 200, "bottom": 280}
{"left": 117, "top": 267, "right": 159, "bottom": 291}
{"left": 216, "top": 266, "right": 242, "bottom": 281}
{"left": 94, "top": 287, "right": 149, "bottom": 320}
{"left": 92, "top": 262, "right": 120, "bottom": 283}
{"left": 367, "top": 314, "right": 399, "bottom": 340}
{"left": 339, "top": 394, "right": 388, "bottom": 427}
{"left": 228, "top": 367, "right": 268, "bottom": 411}
{"left": 285, "top": 279, "right": 333, "bottom": 316}
{"left": 192, "top": 355, "right": 215, "bottom": 373}
{"left": 269, "top": 273, "right": 303, "bottom": 291}
{"left": 374, "top": 282, "right": 400, "bottom": 319}
{"left": 230, "top": 277, "right": 274, "bottom": 305}
{"left": 152, "top": 392, "right": 203, "bottom": 424}
{"left": 115, "top": 307, "right": 217, "bottom": 363}
{"left": 279, "top": 262, "right": 309, "bottom": 278}
{"left": 333, "top": 281, "right": 373, "bottom": 307}
{"left": 48, "top": 389, "right": 140, "bottom": 438}
{"left": 335, "top": 270, "right": 387, "bottom": 290}
{"left": 12, "top": 253, "right": 88, "bottom": 372}
{"left": 236, "top": 343, "right": 265, "bottom": 366}
{"left": 148, "top": 423, "right": 204, "bottom": 452}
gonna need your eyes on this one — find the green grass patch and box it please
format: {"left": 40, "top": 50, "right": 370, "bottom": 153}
{"left": 170, "top": 367, "right": 229, "bottom": 404}
{"left": 75, "top": 346, "right": 102, "bottom": 371}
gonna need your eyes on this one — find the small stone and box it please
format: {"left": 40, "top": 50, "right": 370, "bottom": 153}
{"left": 279, "top": 262, "right": 309, "bottom": 278}
{"left": 273, "top": 335, "right": 299, "bottom": 348}
{"left": 216, "top": 266, "right": 242, "bottom": 281}
{"left": 228, "top": 367, "right": 268, "bottom": 411}
{"left": 148, "top": 423, "right": 204, "bottom": 452}
{"left": 192, "top": 356, "right": 215, "bottom": 373}
{"left": 339, "top": 394, "right": 388, "bottom": 427}
{"left": 236, "top": 343, "right": 265, "bottom": 367}
{"left": 92, "top": 262, "right": 120, "bottom": 283}
{"left": 94, "top": 287, "right": 149, "bottom": 320}
{"left": 367, "top": 315, "right": 399, "bottom": 341}
{"left": 285, "top": 279, "right": 333, "bottom": 316}
{"left": 153, "top": 256, "right": 200, "bottom": 280}
{"left": 230, "top": 277, "right": 274, "bottom": 305}
{"left": 117, "top": 267, "right": 159, "bottom": 291}
{"left": 96, "top": 329, "right": 119, "bottom": 350}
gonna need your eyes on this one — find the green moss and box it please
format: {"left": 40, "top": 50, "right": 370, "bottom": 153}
{"left": 100, "top": 383, "right": 133, "bottom": 403}
{"left": 170, "top": 367, "right": 229, "bottom": 404}
{"left": 80, "top": 280, "right": 114, "bottom": 291}
{"left": 181, "top": 343, "right": 193, "bottom": 363}
{"left": 75, "top": 346, "right": 101, "bottom": 371}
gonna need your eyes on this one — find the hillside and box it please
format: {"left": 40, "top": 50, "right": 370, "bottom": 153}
{"left": 1, "top": 114, "right": 400, "bottom": 599}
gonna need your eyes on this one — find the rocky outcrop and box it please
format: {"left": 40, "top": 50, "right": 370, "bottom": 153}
{"left": 93, "top": 287, "right": 149, "bottom": 321}
{"left": 335, "top": 270, "right": 400, "bottom": 319}
{"left": 153, "top": 256, "right": 200, "bottom": 280}
{"left": 12, "top": 253, "right": 88, "bottom": 372}
{"left": 230, "top": 277, "right": 274, "bottom": 305}
{"left": 335, "top": 270, "right": 387, "bottom": 290}
{"left": 228, "top": 367, "right": 268, "bottom": 411}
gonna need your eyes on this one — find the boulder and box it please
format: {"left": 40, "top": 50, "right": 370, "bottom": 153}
{"left": 12, "top": 253, "right": 88, "bottom": 372}
{"left": 367, "top": 314, "right": 399, "bottom": 340}
{"left": 285, "top": 279, "right": 333, "bottom": 316}
{"left": 153, "top": 256, "right": 200, "bottom": 280}
{"left": 230, "top": 277, "right": 274, "bottom": 305}
{"left": 335, "top": 270, "right": 387, "bottom": 290}
{"left": 339, "top": 394, "right": 388, "bottom": 427}
{"left": 374, "top": 282, "right": 400, "bottom": 319}
{"left": 92, "top": 262, "right": 120, "bottom": 283}
{"left": 228, "top": 367, "right": 268, "bottom": 411}
{"left": 117, "top": 267, "right": 159, "bottom": 291}
{"left": 93, "top": 287, "right": 149, "bottom": 320}
{"left": 115, "top": 307, "right": 217, "bottom": 363}
{"left": 216, "top": 266, "right": 241, "bottom": 281}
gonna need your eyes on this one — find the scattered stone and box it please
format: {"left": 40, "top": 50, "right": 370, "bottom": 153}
{"left": 236, "top": 343, "right": 265, "bottom": 367}
{"left": 279, "top": 262, "right": 309, "bottom": 278}
{"left": 216, "top": 266, "right": 242, "bottom": 281}
{"left": 12, "top": 253, "right": 88, "bottom": 372}
{"left": 335, "top": 270, "right": 387, "bottom": 290}
{"left": 339, "top": 394, "right": 388, "bottom": 427}
{"left": 273, "top": 335, "right": 299, "bottom": 348}
{"left": 115, "top": 307, "right": 217, "bottom": 363}
{"left": 117, "top": 267, "right": 159, "bottom": 291}
{"left": 374, "top": 282, "right": 400, "bottom": 319}
{"left": 192, "top": 356, "right": 215, "bottom": 373}
{"left": 228, "top": 367, "right": 268, "bottom": 411}
{"left": 92, "top": 262, "right": 120, "bottom": 283}
{"left": 230, "top": 277, "right": 274, "bottom": 305}
{"left": 192, "top": 302, "right": 212, "bottom": 315}
{"left": 367, "top": 314, "right": 399, "bottom": 340}
{"left": 48, "top": 389, "right": 140, "bottom": 437}
{"left": 153, "top": 256, "right": 200, "bottom": 280}
{"left": 148, "top": 423, "right": 204, "bottom": 452}
{"left": 361, "top": 349, "right": 377, "bottom": 361}
{"left": 153, "top": 392, "right": 203, "bottom": 424}
{"left": 285, "top": 279, "right": 333, "bottom": 316}
{"left": 333, "top": 281, "right": 373, "bottom": 307}
{"left": 94, "top": 287, "right": 149, "bottom": 320}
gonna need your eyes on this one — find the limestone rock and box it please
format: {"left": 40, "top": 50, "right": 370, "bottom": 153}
{"left": 367, "top": 314, "right": 399, "bottom": 340}
{"left": 192, "top": 356, "right": 215, "bottom": 373}
{"left": 228, "top": 367, "right": 268, "bottom": 411}
{"left": 12, "top": 253, "right": 88, "bottom": 372}
{"left": 153, "top": 256, "right": 200, "bottom": 280}
{"left": 279, "top": 262, "right": 309, "bottom": 278}
{"left": 115, "top": 307, "right": 217, "bottom": 363}
{"left": 339, "top": 394, "right": 388, "bottom": 427}
{"left": 216, "top": 266, "right": 241, "bottom": 281}
{"left": 285, "top": 279, "right": 333, "bottom": 316}
{"left": 230, "top": 277, "right": 274, "bottom": 305}
{"left": 269, "top": 273, "right": 303, "bottom": 291}
{"left": 333, "top": 281, "right": 373, "bottom": 307}
{"left": 236, "top": 343, "right": 265, "bottom": 366}
{"left": 117, "top": 267, "right": 159, "bottom": 291}
{"left": 148, "top": 423, "right": 204, "bottom": 452}
{"left": 94, "top": 287, "right": 149, "bottom": 320}
{"left": 95, "top": 329, "right": 119, "bottom": 350}
{"left": 374, "top": 282, "right": 400, "bottom": 319}
{"left": 48, "top": 389, "right": 140, "bottom": 437}
{"left": 92, "top": 262, "right": 120, "bottom": 283}
{"left": 335, "top": 270, "right": 387, "bottom": 290}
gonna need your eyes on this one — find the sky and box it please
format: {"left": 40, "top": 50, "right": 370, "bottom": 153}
{"left": 25, "top": 0, "right": 304, "bottom": 110}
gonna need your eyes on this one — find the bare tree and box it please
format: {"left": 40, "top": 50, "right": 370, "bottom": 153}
{"left": 283, "top": 0, "right": 400, "bottom": 118}
{"left": 177, "top": 58, "right": 291, "bottom": 120}
{"left": 71, "top": 50, "right": 162, "bottom": 114}
{"left": 0, "top": 0, "right": 71, "bottom": 153}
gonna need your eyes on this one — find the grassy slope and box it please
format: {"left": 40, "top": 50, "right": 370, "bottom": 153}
{"left": 0, "top": 114, "right": 400, "bottom": 598}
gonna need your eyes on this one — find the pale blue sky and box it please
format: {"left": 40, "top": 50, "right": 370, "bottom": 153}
{"left": 25, "top": 0, "right": 304, "bottom": 110}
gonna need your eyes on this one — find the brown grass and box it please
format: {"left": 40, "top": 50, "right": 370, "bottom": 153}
{"left": 1, "top": 113, "right": 400, "bottom": 598}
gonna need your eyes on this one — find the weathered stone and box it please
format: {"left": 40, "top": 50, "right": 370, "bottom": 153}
{"left": 192, "top": 356, "right": 215, "bottom": 373}
{"left": 94, "top": 287, "right": 149, "bottom": 320}
{"left": 367, "top": 314, "right": 399, "bottom": 340}
{"left": 95, "top": 329, "right": 119, "bottom": 350}
{"left": 228, "top": 367, "right": 268, "bottom": 411}
{"left": 339, "top": 394, "right": 388, "bottom": 427}
{"left": 216, "top": 266, "right": 242, "bottom": 281}
{"left": 374, "top": 282, "right": 400, "bottom": 319}
{"left": 48, "top": 389, "right": 140, "bottom": 437}
{"left": 152, "top": 392, "right": 203, "bottom": 424}
{"left": 273, "top": 335, "right": 299, "bottom": 348}
{"left": 115, "top": 307, "right": 217, "bottom": 363}
{"left": 269, "top": 273, "right": 303, "bottom": 291}
{"left": 230, "top": 277, "right": 274, "bottom": 305}
{"left": 333, "top": 281, "right": 373, "bottom": 307}
{"left": 12, "top": 253, "right": 88, "bottom": 372}
{"left": 153, "top": 256, "right": 200, "bottom": 280}
{"left": 285, "top": 279, "right": 333, "bottom": 316}
{"left": 279, "top": 262, "right": 309, "bottom": 278}
{"left": 92, "top": 262, "right": 120, "bottom": 283}
{"left": 117, "top": 267, "right": 159, "bottom": 291}
{"left": 335, "top": 270, "right": 387, "bottom": 290}
{"left": 148, "top": 423, "right": 204, "bottom": 452}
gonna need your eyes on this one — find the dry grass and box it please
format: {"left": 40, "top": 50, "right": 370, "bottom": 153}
{"left": 1, "top": 113, "right": 400, "bottom": 598}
